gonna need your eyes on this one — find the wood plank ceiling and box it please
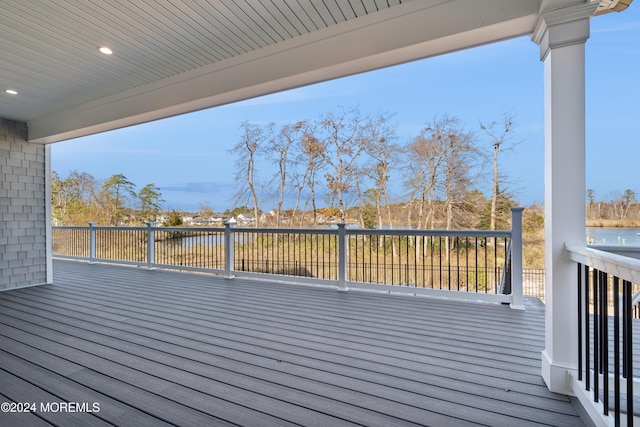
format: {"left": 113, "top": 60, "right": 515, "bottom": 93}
{"left": 5, "top": 0, "right": 621, "bottom": 143}
{"left": 0, "top": 0, "right": 406, "bottom": 125}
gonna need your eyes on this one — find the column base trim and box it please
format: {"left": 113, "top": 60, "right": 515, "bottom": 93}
{"left": 542, "top": 349, "right": 577, "bottom": 395}
{"left": 0, "top": 281, "right": 51, "bottom": 293}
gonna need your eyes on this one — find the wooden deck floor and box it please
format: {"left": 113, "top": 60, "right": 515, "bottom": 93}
{"left": 0, "top": 260, "right": 585, "bottom": 426}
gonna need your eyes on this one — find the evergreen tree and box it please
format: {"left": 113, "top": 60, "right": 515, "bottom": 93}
{"left": 162, "top": 210, "right": 183, "bottom": 226}
{"left": 101, "top": 174, "right": 136, "bottom": 225}
{"left": 138, "top": 183, "right": 164, "bottom": 223}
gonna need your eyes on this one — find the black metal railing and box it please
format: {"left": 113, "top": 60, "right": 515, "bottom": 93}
{"left": 52, "top": 207, "right": 524, "bottom": 306}
{"left": 232, "top": 229, "right": 337, "bottom": 280}
{"left": 345, "top": 231, "right": 509, "bottom": 292}
{"left": 568, "top": 244, "right": 640, "bottom": 426}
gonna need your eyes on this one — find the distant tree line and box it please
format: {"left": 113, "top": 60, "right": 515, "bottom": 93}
{"left": 230, "top": 107, "right": 519, "bottom": 229}
{"left": 52, "top": 106, "right": 525, "bottom": 229}
{"left": 51, "top": 171, "right": 164, "bottom": 226}
{"left": 587, "top": 188, "right": 640, "bottom": 222}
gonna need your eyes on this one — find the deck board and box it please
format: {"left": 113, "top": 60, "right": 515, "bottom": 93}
{"left": 0, "top": 260, "right": 586, "bottom": 426}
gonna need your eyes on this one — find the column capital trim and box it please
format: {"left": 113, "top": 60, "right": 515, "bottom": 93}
{"left": 532, "top": 2, "right": 598, "bottom": 59}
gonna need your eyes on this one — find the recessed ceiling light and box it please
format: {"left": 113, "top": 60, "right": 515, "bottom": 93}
{"left": 5, "top": 89, "right": 18, "bottom": 95}
{"left": 99, "top": 46, "right": 113, "bottom": 55}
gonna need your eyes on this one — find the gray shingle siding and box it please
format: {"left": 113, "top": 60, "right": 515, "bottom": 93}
{"left": 0, "top": 119, "right": 47, "bottom": 290}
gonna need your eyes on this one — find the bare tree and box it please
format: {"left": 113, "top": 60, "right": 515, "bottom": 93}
{"left": 404, "top": 116, "right": 453, "bottom": 229}
{"left": 289, "top": 163, "right": 310, "bottom": 226}
{"left": 480, "top": 113, "right": 517, "bottom": 230}
{"left": 622, "top": 189, "right": 636, "bottom": 220}
{"left": 51, "top": 170, "right": 99, "bottom": 225}
{"left": 268, "top": 121, "right": 307, "bottom": 227}
{"left": 440, "top": 123, "right": 480, "bottom": 258}
{"left": 352, "top": 165, "right": 366, "bottom": 227}
{"left": 611, "top": 189, "right": 636, "bottom": 220}
{"left": 299, "top": 126, "right": 325, "bottom": 226}
{"left": 317, "top": 107, "right": 371, "bottom": 222}
{"left": 362, "top": 112, "right": 397, "bottom": 230}
{"left": 230, "top": 121, "right": 273, "bottom": 227}
{"left": 586, "top": 188, "right": 596, "bottom": 220}
{"left": 318, "top": 108, "right": 392, "bottom": 221}
{"left": 441, "top": 122, "right": 479, "bottom": 231}
{"left": 198, "top": 202, "right": 214, "bottom": 219}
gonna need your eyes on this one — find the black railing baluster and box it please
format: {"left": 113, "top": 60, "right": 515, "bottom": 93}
{"left": 430, "top": 235, "right": 434, "bottom": 287}
{"left": 624, "top": 279, "right": 634, "bottom": 426}
{"left": 439, "top": 236, "right": 443, "bottom": 290}
{"left": 585, "top": 264, "right": 590, "bottom": 391}
{"left": 385, "top": 235, "right": 390, "bottom": 285}
{"left": 602, "top": 271, "right": 609, "bottom": 415}
{"left": 414, "top": 236, "right": 418, "bottom": 287}
{"left": 369, "top": 234, "right": 373, "bottom": 284}
{"left": 321, "top": 234, "right": 324, "bottom": 279}
{"left": 613, "top": 276, "right": 620, "bottom": 426}
{"left": 475, "top": 237, "right": 479, "bottom": 293}
{"left": 623, "top": 277, "right": 628, "bottom": 379}
{"left": 456, "top": 237, "right": 460, "bottom": 291}
{"left": 405, "top": 235, "right": 409, "bottom": 286}
{"left": 594, "top": 268, "right": 599, "bottom": 403}
{"left": 578, "top": 263, "right": 583, "bottom": 381}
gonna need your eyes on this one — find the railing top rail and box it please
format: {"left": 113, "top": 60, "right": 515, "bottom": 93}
{"left": 566, "top": 242, "right": 640, "bottom": 284}
{"left": 54, "top": 225, "right": 226, "bottom": 232}
{"left": 345, "top": 228, "right": 512, "bottom": 238}
{"left": 53, "top": 224, "right": 512, "bottom": 239}
{"left": 230, "top": 226, "right": 336, "bottom": 235}
{"left": 93, "top": 226, "right": 149, "bottom": 231}
{"left": 155, "top": 227, "right": 224, "bottom": 233}
{"left": 588, "top": 244, "right": 640, "bottom": 259}
{"left": 229, "top": 226, "right": 512, "bottom": 238}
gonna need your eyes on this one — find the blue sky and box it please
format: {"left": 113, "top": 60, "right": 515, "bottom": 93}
{"left": 51, "top": 6, "right": 639, "bottom": 213}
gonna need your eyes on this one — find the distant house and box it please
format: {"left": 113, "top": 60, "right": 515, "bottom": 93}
{"left": 181, "top": 213, "right": 231, "bottom": 226}
{"left": 210, "top": 213, "right": 230, "bottom": 224}
{"left": 316, "top": 214, "right": 329, "bottom": 224}
{"left": 264, "top": 209, "right": 293, "bottom": 225}
{"left": 236, "top": 214, "right": 256, "bottom": 225}
{"left": 181, "top": 214, "right": 196, "bottom": 224}
{"left": 154, "top": 215, "right": 169, "bottom": 224}
{"left": 189, "top": 216, "right": 209, "bottom": 226}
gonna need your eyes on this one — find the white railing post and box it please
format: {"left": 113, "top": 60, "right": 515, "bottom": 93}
{"left": 88, "top": 222, "right": 96, "bottom": 264}
{"left": 224, "top": 219, "right": 236, "bottom": 279}
{"left": 146, "top": 222, "right": 156, "bottom": 270}
{"left": 510, "top": 207, "right": 525, "bottom": 310}
{"left": 337, "top": 223, "right": 347, "bottom": 291}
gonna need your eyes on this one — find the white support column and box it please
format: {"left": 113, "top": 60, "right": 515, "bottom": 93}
{"left": 337, "top": 223, "right": 348, "bottom": 291}
{"left": 146, "top": 222, "right": 156, "bottom": 270}
{"left": 45, "top": 144, "right": 53, "bottom": 284}
{"left": 510, "top": 207, "right": 524, "bottom": 310}
{"left": 224, "top": 219, "right": 236, "bottom": 279}
{"left": 89, "top": 222, "right": 97, "bottom": 264}
{"left": 532, "top": 2, "right": 597, "bottom": 395}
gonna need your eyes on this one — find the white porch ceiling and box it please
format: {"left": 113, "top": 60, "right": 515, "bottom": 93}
{"left": 0, "top": 0, "right": 608, "bottom": 143}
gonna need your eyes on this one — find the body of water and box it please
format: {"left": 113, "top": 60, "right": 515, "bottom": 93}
{"left": 164, "top": 227, "right": 640, "bottom": 247}
{"left": 587, "top": 228, "right": 640, "bottom": 246}
{"left": 171, "top": 233, "right": 253, "bottom": 248}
